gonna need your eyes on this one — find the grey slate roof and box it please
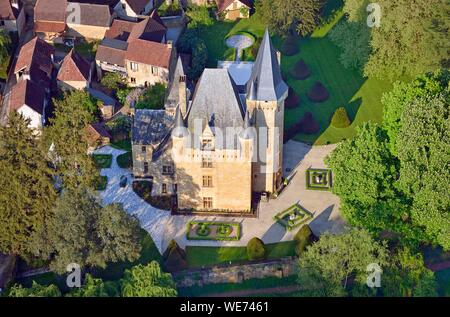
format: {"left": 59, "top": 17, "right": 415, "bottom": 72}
{"left": 246, "top": 28, "right": 288, "bottom": 101}
{"left": 165, "top": 56, "right": 187, "bottom": 111}
{"left": 132, "top": 109, "right": 174, "bottom": 146}
{"left": 186, "top": 68, "right": 245, "bottom": 149}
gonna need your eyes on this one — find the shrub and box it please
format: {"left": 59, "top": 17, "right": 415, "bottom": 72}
{"left": 177, "top": 28, "right": 207, "bottom": 80}
{"left": 101, "top": 72, "right": 125, "bottom": 90}
{"left": 163, "top": 240, "right": 187, "bottom": 272}
{"left": 294, "top": 225, "right": 314, "bottom": 256}
{"left": 281, "top": 35, "right": 299, "bottom": 56}
{"left": 299, "top": 112, "right": 320, "bottom": 134}
{"left": 247, "top": 237, "right": 267, "bottom": 261}
{"left": 290, "top": 59, "right": 310, "bottom": 80}
{"left": 307, "top": 81, "right": 329, "bottom": 103}
{"left": 331, "top": 107, "right": 351, "bottom": 128}
{"left": 285, "top": 87, "right": 300, "bottom": 109}
{"left": 135, "top": 83, "right": 166, "bottom": 110}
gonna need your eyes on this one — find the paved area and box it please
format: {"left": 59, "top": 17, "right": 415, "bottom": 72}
{"left": 95, "top": 141, "right": 347, "bottom": 254}
{"left": 226, "top": 34, "right": 255, "bottom": 61}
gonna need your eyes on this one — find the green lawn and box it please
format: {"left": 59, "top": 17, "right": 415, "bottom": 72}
{"left": 178, "top": 275, "right": 298, "bottom": 297}
{"left": 92, "top": 154, "right": 112, "bottom": 169}
{"left": 186, "top": 241, "right": 296, "bottom": 268}
{"left": 110, "top": 139, "right": 132, "bottom": 152}
{"left": 435, "top": 268, "right": 450, "bottom": 297}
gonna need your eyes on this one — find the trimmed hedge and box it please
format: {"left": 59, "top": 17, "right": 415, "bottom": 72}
{"left": 299, "top": 112, "right": 320, "bottom": 134}
{"left": 247, "top": 237, "right": 267, "bottom": 261}
{"left": 92, "top": 154, "right": 112, "bottom": 169}
{"left": 307, "top": 81, "right": 329, "bottom": 103}
{"left": 290, "top": 59, "right": 310, "bottom": 80}
{"left": 163, "top": 240, "right": 187, "bottom": 272}
{"left": 285, "top": 87, "right": 300, "bottom": 109}
{"left": 331, "top": 107, "right": 351, "bottom": 128}
{"left": 117, "top": 152, "right": 132, "bottom": 168}
{"left": 95, "top": 175, "right": 108, "bottom": 191}
{"left": 186, "top": 221, "right": 241, "bottom": 241}
{"left": 294, "top": 225, "right": 314, "bottom": 256}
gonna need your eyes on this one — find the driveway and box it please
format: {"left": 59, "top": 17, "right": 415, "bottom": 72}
{"left": 94, "top": 141, "right": 347, "bottom": 254}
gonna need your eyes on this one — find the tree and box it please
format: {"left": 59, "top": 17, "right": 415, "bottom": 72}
{"left": 30, "top": 187, "right": 141, "bottom": 273}
{"left": 135, "top": 83, "right": 166, "bottom": 110}
{"left": 45, "top": 91, "right": 99, "bottom": 190}
{"left": 247, "top": 237, "right": 266, "bottom": 261}
{"left": 0, "top": 29, "right": 11, "bottom": 65}
{"left": 297, "top": 229, "right": 388, "bottom": 297}
{"left": 163, "top": 240, "right": 187, "bottom": 272}
{"left": 67, "top": 274, "right": 119, "bottom": 297}
{"left": 186, "top": 4, "right": 214, "bottom": 29}
{"left": 120, "top": 261, "right": 178, "bottom": 297}
{"left": 255, "top": 0, "right": 323, "bottom": 36}
{"left": 396, "top": 94, "right": 450, "bottom": 250}
{"left": 382, "top": 247, "right": 438, "bottom": 297}
{"left": 7, "top": 281, "right": 61, "bottom": 297}
{"left": 382, "top": 69, "right": 450, "bottom": 155}
{"left": 100, "top": 71, "right": 126, "bottom": 91}
{"left": 0, "top": 113, "right": 56, "bottom": 256}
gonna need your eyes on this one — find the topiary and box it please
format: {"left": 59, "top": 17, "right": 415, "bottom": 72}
{"left": 331, "top": 107, "right": 351, "bottom": 128}
{"left": 290, "top": 59, "right": 311, "bottom": 80}
{"left": 281, "top": 35, "right": 299, "bottom": 56}
{"left": 294, "top": 225, "right": 314, "bottom": 256}
{"left": 307, "top": 81, "right": 329, "bottom": 103}
{"left": 285, "top": 87, "right": 300, "bottom": 109}
{"left": 246, "top": 237, "right": 267, "bottom": 261}
{"left": 163, "top": 239, "right": 187, "bottom": 272}
{"left": 299, "top": 112, "right": 320, "bottom": 134}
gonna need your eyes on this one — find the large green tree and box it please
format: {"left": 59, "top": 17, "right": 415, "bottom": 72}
{"left": 0, "top": 29, "right": 11, "bottom": 66}
{"left": 396, "top": 94, "right": 450, "bottom": 250}
{"left": 67, "top": 274, "right": 119, "bottom": 297}
{"left": 120, "top": 261, "right": 178, "bottom": 297}
{"left": 255, "top": 0, "right": 323, "bottom": 36}
{"left": 297, "top": 229, "right": 388, "bottom": 297}
{"left": 30, "top": 187, "right": 141, "bottom": 273}
{"left": 7, "top": 281, "right": 61, "bottom": 297}
{"left": 45, "top": 90, "right": 99, "bottom": 190}
{"left": 0, "top": 113, "right": 56, "bottom": 256}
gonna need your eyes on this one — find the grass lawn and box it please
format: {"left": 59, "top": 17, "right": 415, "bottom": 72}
{"left": 92, "top": 154, "right": 112, "bottom": 169}
{"left": 186, "top": 241, "right": 296, "bottom": 268}
{"left": 15, "top": 229, "right": 161, "bottom": 293}
{"left": 110, "top": 139, "right": 132, "bottom": 152}
{"left": 436, "top": 268, "right": 450, "bottom": 296}
{"left": 178, "top": 275, "right": 298, "bottom": 297}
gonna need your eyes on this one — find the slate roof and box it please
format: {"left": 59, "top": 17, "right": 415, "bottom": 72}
{"left": 165, "top": 56, "right": 186, "bottom": 111}
{"left": 132, "top": 109, "right": 174, "bottom": 146}
{"left": 217, "top": 0, "right": 253, "bottom": 12}
{"left": 57, "top": 49, "right": 91, "bottom": 82}
{"left": 246, "top": 28, "right": 288, "bottom": 101}
{"left": 128, "top": 10, "right": 166, "bottom": 43}
{"left": 186, "top": 68, "right": 245, "bottom": 149}
{"left": 0, "top": 0, "right": 19, "bottom": 20}
{"left": 125, "top": 39, "right": 172, "bottom": 68}
{"left": 9, "top": 79, "right": 46, "bottom": 114}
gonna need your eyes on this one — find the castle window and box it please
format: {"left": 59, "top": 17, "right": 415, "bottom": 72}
{"left": 141, "top": 146, "right": 146, "bottom": 153}
{"left": 143, "top": 162, "right": 149, "bottom": 174}
{"left": 162, "top": 183, "right": 167, "bottom": 194}
{"left": 162, "top": 165, "right": 173, "bottom": 175}
{"left": 203, "top": 197, "right": 213, "bottom": 209}
{"left": 201, "top": 157, "right": 213, "bottom": 168}
{"left": 151, "top": 66, "right": 158, "bottom": 75}
{"left": 202, "top": 139, "right": 214, "bottom": 151}
{"left": 130, "top": 77, "right": 136, "bottom": 84}
{"left": 202, "top": 176, "right": 213, "bottom": 188}
{"left": 130, "top": 62, "right": 138, "bottom": 71}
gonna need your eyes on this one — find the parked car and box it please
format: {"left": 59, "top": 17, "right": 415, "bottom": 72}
{"left": 119, "top": 175, "right": 128, "bottom": 188}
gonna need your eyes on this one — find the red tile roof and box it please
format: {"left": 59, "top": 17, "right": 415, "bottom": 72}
{"left": 105, "top": 19, "right": 136, "bottom": 41}
{"left": 125, "top": 39, "right": 172, "bottom": 69}
{"left": 34, "top": 20, "right": 66, "bottom": 33}
{"left": 34, "top": 0, "right": 67, "bottom": 22}
{"left": 128, "top": 10, "right": 166, "bottom": 43}
{"left": 57, "top": 49, "right": 91, "bottom": 82}
{"left": 9, "top": 79, "right": 46, "bottom": 114}
{"left": 0, "top": 0, "right": 19, "bottom": 20}
{"left": 96, "top": 41, "right": 127, "bottom": 67}
{"left": 217, "top": 0, "right": 253, "bottom": 12}
{"left": 14, "top": 37, "right": 54, "bottom": 77}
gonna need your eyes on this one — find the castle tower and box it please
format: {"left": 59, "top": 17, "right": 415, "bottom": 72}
{"left": 246, "top": 28, "right": 288, "bottom": 194}
{"left": 165, "top": 56, "right": 188, "bottom": 117}
{"left": 172, "top": 105, "right": 188, "bottom": 158}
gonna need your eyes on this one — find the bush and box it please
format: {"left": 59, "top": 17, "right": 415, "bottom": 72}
{"left": 177, "top": 28, "right": 207, "bottom": 80}
{"left": 307, "top": 81, "right": 329, "bottom": 103}
{"left": 299, "top": 112, "right": 320, "bottom": 134}
{"left": 290, "top": 59, "right": 310, "bottom": 80}
{"left": 281, "top": 35, "right": 299, "bottom": 56}
{"left": 294, "top": 225, "right": 314, "bottom": 256}
{"left": 101, "top": 72, "right": 125, "bottom": 90}
{"left": 117, "top": 152, "right": 132, "bottom": 168}
{"left": 331, "top": 107, "right": 351, "bottom": 128}
{"left": 285, "top": 87, "right": 300, "bottom": 109}
{"left": 247, "top": 237, "right": 267, "bottom": 261}
{"left": 163, "top": 240, "right": 187, "bottom": 272}
{"left": 135, "top": 83, "right": 166, "bottom": 110}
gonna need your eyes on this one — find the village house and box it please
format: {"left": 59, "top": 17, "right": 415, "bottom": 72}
{"left": 65, "top": 2, "right": 112, "bottom": 40}
{"left": 86, "top": 121, "right": 112, "bottom": 150}
{"left": 95, "top": 10, "right": 175, "bottom": 87}
{"left": 132, "top": 29, "right": 288, "bottom": 213}
{"left": 217, "top": 0, "right": 253, "bottom": 20}
{"left": 0, "top": 0, "right": 25, "bottom": 35}
{"left": 9, "top": 37, "right": 55, "bottom": 129}
{"left": 34, "top": 0, "right": 67, "bottom": 43}
{"left": 57, "top": 49, "right": 93, "bottom": 91}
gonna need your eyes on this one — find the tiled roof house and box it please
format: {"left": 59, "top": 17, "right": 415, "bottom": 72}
{"left": 0, "top": 0, "right": 25, "bottom": 35}
{"left": 217, "top": 0, "right": 253, "bottom": 20}
{"left": 57, "top": 49, "right": 92, "bottom": 91}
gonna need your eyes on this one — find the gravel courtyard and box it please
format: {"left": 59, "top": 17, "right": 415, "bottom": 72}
{"left": 95, "top": 141, "right": 347, "bottom": 254}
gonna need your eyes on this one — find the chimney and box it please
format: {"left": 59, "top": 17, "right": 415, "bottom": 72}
{"left": 179, "top": 75, "right": 187, "bottom": 117}
{"left": 167, "top": 40, "right": 173, "bottom": 49}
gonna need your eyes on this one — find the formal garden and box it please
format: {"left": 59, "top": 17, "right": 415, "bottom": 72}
{"left": 274, "top": 203, "right": 313, "bottom": 231}
{"left": 186, "top": 221, "right": 241, "bottom": 241}
{"left": 306, "top": 168, "right": 333, "bottom": 191}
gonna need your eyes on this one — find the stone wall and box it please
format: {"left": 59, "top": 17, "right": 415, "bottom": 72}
{"left": 173, "top": 257, "right": 297, "bottom": 288}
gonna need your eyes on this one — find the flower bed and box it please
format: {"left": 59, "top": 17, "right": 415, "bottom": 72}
{"left": 274, "top": 203, "right": 312, "bottom": 231}
{"left": 186, "top": 221, "right": 241, "bottom": 241}
{"left": 306, "top": 168, "right": 332, "bottom": 191}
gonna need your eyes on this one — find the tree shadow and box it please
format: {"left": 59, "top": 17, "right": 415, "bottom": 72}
{"left": 309, "top": 204, "right": 345, "bottom": 236}
{"left": 261, "top": 222, "right": 287, "bottom": 243}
